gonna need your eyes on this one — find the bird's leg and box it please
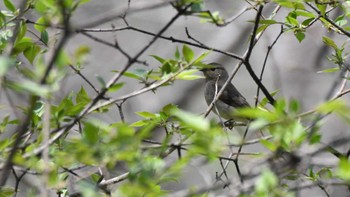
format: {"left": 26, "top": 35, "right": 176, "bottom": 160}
{"left": 224, "top": 119, "right": 235, "bottom": 129}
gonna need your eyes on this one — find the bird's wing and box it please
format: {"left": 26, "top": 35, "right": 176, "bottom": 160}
{"left": 219, "top": 82, "right": 250, "bottom": 108}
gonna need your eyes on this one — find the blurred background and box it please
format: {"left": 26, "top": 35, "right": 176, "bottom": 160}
{"left": 4, "top": 0, "right": 350, "bottom": 196}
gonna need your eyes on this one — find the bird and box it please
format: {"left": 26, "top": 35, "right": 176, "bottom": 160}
{"left": 201, "top": 63, "right": 250, "bottom": 124}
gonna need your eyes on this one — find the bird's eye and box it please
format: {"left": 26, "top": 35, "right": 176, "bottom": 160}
{"left": 210, "top": 68, "right": 216, "bottom": 71}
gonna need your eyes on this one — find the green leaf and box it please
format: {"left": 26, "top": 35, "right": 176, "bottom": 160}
{"left": 193, "top": 51, "right": 210, "bottom": 65}
{"left": 182, "top": 45, "right": 194, "bottom": 63}
{"left": 108, "top": 83, "right": 124, "bottom": 93}
{"left": 176, "top": 69, "right": 203, "bottom": 80}
{"left": 118, "top": 68, "right": 148, "bottom": 81}
{"left": 8, "top": 80, "right": 52, "bottom": 97}
{"left": 130, "top": 120, "right": 147, "bottom": 127}
{"left": 75, "top": 45, "right": 90, "bottom": 58}
{"left": 336, "top": 158, "right": 350, "bottom": 181}
{"left": 191, "top": 2, "right": 204, "bottom": 12}
{"left": 286, "top": 15, "right": 299, "bottom": 26}
{"left": 171, "top": 108, "right": 210, "bottom": 132}
{"left": 317, "top": 67, "right": 339, "bottom": 73}
{"left": 260, "top": 139, "right": 277, "bottom": 151}
{"left": 256, "top": 24, "right": 269, "bottom": 35}
{"left": 278, "top": 2, "right": 305, "bottom": 10}
{"left": 23, "top": 44, "right": 41, "bottom": 64}
{"left": 34, "top": 17, "right": 48, "bottom": 32}
{"left": 235, "top": 107, "right": 279, "bottom": 122}
{"left": 56, "top": 50, "right": 71, "bottom": 68}
{"left": 294, "top": 10, "right": 316, "bottom": 18}
{"left": 151, "top": 55, "right": 166, "bottom": 64}
{"left": 255, "top": 169, "right": 278, "bottom": 194}
{"left": 82, "top": 122, "right": 99, "bottom": 145}
{"left": 0, "top": 186, "right": 15, "bottom": 197}
{"left": 317, "top": 100, "right": 346, "bottom": 114}
{"left": 309, "top": 133, "right": 321, "bottom": 144}
{"left": 76, "top": 87, "right": 91, "bottom": 103}
{"left": 3, "top": 0, "right": 16, "bottom": 12}
{"left": 295, "top": 31, "right": 305, "bottom": 43}
{"left": 41, "top": 30, "right": 49, "bottom": 45}
{"left": 136, "top": 111, "right": 157, "bottom": 119}
{"left": 301, "top": 18, "right": 315, "bottom": 27}
{"left": 323, "top": 36, "right": 338, "bottom": 50}
{"left": 17, "top": 21, "right": 27, "bottom": 42}
{"left": 316, "top": 3, "right": 327, "bottom": 16}
{"left": 288, "top": 99, "right": 299, "bottom": 113}
{"left": 174, "top": 46, "right": 180, "bottom": 60}
{"left": 259, "top": 20, "right": 277, "bottom": 25}
{"left": 33, "top": 101, "right": 45, "bottom": 117}
{"left": 259, "top": 90, "right": 279, "bottom": 107}
{"left": 335, "top": 15, "right": 347, "bottom": 27}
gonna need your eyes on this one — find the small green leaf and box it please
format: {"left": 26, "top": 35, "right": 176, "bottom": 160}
{"left": 176, "top": 69, "right": 203, "bottom": 80}
{"left": 108, "top": 83, "right": 124, "bottom": 93}
{"left": 33, "top": 101, "right": 45, "bottom": 117}
{"left": 23, "top": 44, "right": 41, "bottom": 64}
{"left": 193, "top": 51, "right": 210, "bottom": 65}
{"left": 171, "top": 108, "right": 209, "bottom": 132}
{"left": 289, "top": 99, "right": 299, "bottom": 113}
{"left": 336, "top": 158, "right": 350, "bottom": 181}
{"left": 151, "top": 55, "right": 166, "bottom": 64}
{"left": 279, "top": 2, "right": 305, "bottom": 10}
{"left": 259, "top": 90, "right": 279, "bottom": 107}
{"left": 317, "top": 100, "right": 346, "bottom": 114}
{"left": 335, "top": 15, "right": 347, "bottom": 27}
{"left": 259, "top": 20, "right": 277, "bottom": 25}
{"left": 301, "top": 18, "right": 315, "bottom": 27}
{"left": 8, "top": 80, "right": 52, "bottom": 97}
{"left": 182, "top": 45, "right": 194, "bottom": 63}
{"left": 260, "top": 139, "right": 277, "bottom": 151}
{"left": 118, "top": 71, "right": 142, "bottom": 80}
{"left": 256, "top": 24, "right": 269, "bottom": 35}
{"left": 295, "top": 31, "right": 305, "bottom": 43}
{"left": 130, "top": 120, "right": 147, "bottom": 127}
{"left": 76, "top": 87, "right": 91, "bottom": 103}
{"left": 317, "top": 67, "right": 339, "bottom": 73}
{"left": 41, "top": 30, "right": 49, "bottom": 45}
{"left": 255, "top": 169, "right": 278, "bottom": 194}
{"left": 309, "top": 133, "right": 321, "bottom": 144}
{"left": 286, "top": 15, "right": 299, "bottom": 26}
{"left": 4, "top": 0, "right": 16, "bottom": 12}
{"left": 34, "top": 17, "right": 48, "bottom": 32}
{"left": 55, "top": 50, "right": 71, "bottom": 68}
{"left": 136, "top": 111, "right": 157, "bottom": 119}
{"left": 174, "top": 46, "right": 180, "bottom": 60}
{"left": 17, "top": 21, "right": 27, "bottom": 42}
{"left": 294, "top": 10, "right": 316, "bottom": 18}
{"left": 191, "top": 2, "right": 204, "bottom": 12}
{"left": 316, "top": 3, "right": 327, "bottom": 16}
{"left": 0, "top": 186, "right": 15, "bottom": 196}
{"left": 323, "top": 36, "right": 338, "bottom": 50}
{"left": 83, "top": 122, "right": 99, "bottom": 145}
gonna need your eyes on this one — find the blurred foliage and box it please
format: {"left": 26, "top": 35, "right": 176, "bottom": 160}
{"left": 0, "top": 0, "right": 350, "bottom": 196}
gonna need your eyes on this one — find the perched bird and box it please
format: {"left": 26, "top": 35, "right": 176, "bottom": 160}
{"left": 201, "top": 63, "right": 250, "bottom": 122}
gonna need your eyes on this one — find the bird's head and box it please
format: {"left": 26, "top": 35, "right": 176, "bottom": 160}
{"left": 200, "top": 63, "right": 229, "bottom": 81}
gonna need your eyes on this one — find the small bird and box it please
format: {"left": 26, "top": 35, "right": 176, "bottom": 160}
{"left": 201, "top": 63, "right": 250, "bottom": 123}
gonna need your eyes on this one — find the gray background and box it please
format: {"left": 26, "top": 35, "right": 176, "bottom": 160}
{"left": 3, "top": 0, "right": 350, "bottom": 196}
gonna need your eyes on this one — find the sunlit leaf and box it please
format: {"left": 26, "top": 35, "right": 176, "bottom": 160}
{"left": 182, "top": 45, "right": 194, "bottom": 63}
